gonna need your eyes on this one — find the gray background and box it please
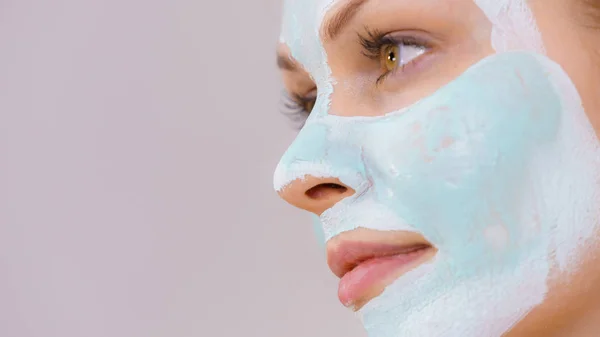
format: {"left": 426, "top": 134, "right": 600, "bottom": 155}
{"left": 0, "top": 1, "right": 364, "bottom": 336}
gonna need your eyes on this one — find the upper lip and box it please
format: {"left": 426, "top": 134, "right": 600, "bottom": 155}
{"left": 326, "top": 229, "right": 433, "bottom": 279}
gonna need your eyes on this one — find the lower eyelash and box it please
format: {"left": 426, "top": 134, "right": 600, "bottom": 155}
{"left": 376, "top": 63, "right": 409, "bottom": 85}
{"left": 279, "top": 90, "right": 310, "bottom": 129}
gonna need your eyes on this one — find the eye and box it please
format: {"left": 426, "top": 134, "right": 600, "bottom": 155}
{"left": 359, "top": 29, "right": 430, "bottom": 85}
{"left": 381, "top": 43, "right": 426, "bottom": 73}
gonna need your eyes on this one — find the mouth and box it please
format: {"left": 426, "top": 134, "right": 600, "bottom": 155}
{"left": 326, "top": 228, "right": 436, "bottom": 311}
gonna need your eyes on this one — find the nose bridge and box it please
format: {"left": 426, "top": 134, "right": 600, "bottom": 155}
{"left": 328, "top": 78, "right": 371, "bottom": 117}
{"left": 274, "top": 117, "right": 366, "bottom": 214}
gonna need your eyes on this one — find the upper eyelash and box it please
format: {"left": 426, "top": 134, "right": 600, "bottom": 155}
{"left": 358, "top": 27, "right": 393, "bottom": 59}
{"left": 358, "top": 27, "right": 426, "bottom": 59}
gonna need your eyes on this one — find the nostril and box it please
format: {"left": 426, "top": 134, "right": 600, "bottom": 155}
{"left": 305, "top": 183, "right": 348, "bottom": 200}
{"left": 277, "top": 177, "right": 354, "bottom": 215}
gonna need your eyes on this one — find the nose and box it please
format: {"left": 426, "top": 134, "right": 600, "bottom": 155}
{"left": 278, "top": 176, "right": 355, "bottom": 216}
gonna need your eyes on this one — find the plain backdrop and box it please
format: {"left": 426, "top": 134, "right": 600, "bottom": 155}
{"left": 0, "top": 1, "right": 365, "bottom": 336}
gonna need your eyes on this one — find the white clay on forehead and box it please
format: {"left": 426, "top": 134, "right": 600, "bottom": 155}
{"left": 275, "top": 1, "right": 600, "bottom": 336}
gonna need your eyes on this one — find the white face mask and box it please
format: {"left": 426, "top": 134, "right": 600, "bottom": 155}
{"left": 275, "top": 1, "right": 600, "bottom": 336}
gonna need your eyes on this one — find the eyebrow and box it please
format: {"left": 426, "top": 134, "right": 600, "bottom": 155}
{"left": 323, "top": 0, "right": 368, "bottom": 41}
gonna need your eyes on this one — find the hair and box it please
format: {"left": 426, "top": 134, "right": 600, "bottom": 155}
{"left": 576, "top": 0, "right": 600, "bottom": 62}
{"left": 580, "top": 0, "right": 600, "bottom": 28}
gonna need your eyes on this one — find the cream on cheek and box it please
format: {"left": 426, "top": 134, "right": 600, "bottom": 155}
{"left": 329, "top": 51, "right": 599, "bottom": 337}
{"left": 276, "top": 1, "right": 600, "bottom": 337}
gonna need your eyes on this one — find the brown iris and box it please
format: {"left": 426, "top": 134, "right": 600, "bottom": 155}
{"left": 382, "top": 44, "right": 400, "bottom": 71}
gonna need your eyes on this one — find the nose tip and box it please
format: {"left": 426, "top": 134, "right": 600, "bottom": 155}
{"left": 278, "top": 176, "right": 355, "bottom": 216}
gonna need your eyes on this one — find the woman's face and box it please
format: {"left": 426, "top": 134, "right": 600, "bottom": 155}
{"left": 275, "top": 1, "right": 600, "bottom": 336}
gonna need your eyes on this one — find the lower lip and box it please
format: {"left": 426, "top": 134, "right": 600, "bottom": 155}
{"left": 337, "top": 247, "right": 432, "bottom": 308}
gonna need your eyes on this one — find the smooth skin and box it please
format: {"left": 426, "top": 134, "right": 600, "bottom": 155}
{"left": 276, "top": 0, "right": 600, "bottom": 336}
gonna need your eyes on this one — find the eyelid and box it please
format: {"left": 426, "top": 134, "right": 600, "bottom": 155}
{"left": 297, "top": 87, "right": 318, "bottom": 101}
{"left": 359, "top": 28, "right": 433, "bottom": 58}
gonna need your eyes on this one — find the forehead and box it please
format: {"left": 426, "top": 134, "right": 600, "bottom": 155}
{"left": 280, "top": 0, "right": 336, "bottom": 79}
{"left": 281, "top": 0, "right": 544, "bottom": 71}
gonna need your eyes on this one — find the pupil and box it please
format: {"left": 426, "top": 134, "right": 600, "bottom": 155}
{"left": 388, "top": 51, "right": 396, "bottom": 62}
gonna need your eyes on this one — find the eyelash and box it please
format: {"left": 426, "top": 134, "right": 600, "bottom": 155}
{"left": 279, "top": 29, "right": 430, "bottom": 125}
{"left": 358, "top": 28, "right": 429, "bottom": 85}
{"left": 279, "top": 90, "right": 311, "bottom": 129}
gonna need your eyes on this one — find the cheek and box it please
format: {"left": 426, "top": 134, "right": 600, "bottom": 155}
{"left": 363, "top": 52, "right": 562, "bottom": 265}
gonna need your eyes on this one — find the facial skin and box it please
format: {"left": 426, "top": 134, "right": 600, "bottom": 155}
{"left": 275, "top": 1, "right": 600, "bottom": 336}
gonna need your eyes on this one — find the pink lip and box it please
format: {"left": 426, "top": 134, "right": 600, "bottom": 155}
{"left": 327, "top": 240, "right": 434, "bottom": 309}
